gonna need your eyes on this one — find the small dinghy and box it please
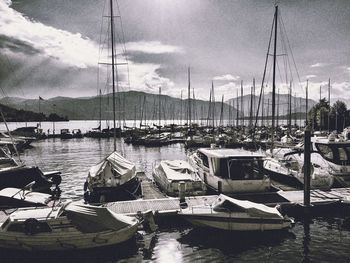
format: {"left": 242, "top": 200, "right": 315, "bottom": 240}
{"left": 179, "top": 194, "right": 293, "bottom": 231}
{"left": 152, "top": 160, "right": 206, "bottom": 197}
{"left": 0, "top": 201, "right": 139, "bottom": 251}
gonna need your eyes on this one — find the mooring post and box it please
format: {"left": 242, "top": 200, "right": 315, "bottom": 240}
{"left": 304, "top": 127, "right": 311, "bottom": 207}
{"left": 178, "top": 181, "right": 187, "bottom": 208}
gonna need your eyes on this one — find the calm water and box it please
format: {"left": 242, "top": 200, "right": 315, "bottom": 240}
{"left": 1, "top": 121, "right": 350, "bottom": 262}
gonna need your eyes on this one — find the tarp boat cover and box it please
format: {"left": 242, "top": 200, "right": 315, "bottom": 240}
{"left": 159, "top": 160, "right": 197, "bottom": 181}
{"left": 88, "top": 151, "right": 136, "bottom": 188}
{"left": 212, "top": 194, "right": 283, "bottom": 219}
{"left": 64, "top": 202, "right": 135, "bottom": 233}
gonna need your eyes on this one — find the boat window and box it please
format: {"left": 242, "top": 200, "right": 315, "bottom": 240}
{"left": 213, "top": 159, "right": 264, "bottom": 180}
{"left": 339, "top": 148, "right": 347, "bottom": 161}
{"left": 316, "top": 144, "right": 334, "bottom": 160}
{"left": 198, "top": 152, "right": 209, "bottom": 168}
{"left": 316, "top": 143, "right": 350, "bottom": 165}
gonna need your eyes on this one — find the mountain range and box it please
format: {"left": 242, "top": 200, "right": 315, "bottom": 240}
{"left": 0, "top": 91, "right": 339, "bottom": 121}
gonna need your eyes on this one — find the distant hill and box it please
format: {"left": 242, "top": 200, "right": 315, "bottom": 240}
{"left": 227, "top": 92, "right": 317, "bottom": 117}
{"left": 0, "top": 91, "right": 238, "bottom": 122}
{"left": 0, "top": 103, "right": 67, "bottom": 122}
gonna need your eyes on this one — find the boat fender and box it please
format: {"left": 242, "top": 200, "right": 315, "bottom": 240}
{"left": 24, "top": 218, "right": 41, "bottom": 235}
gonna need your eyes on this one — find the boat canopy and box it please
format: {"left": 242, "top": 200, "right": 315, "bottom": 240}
{"left": 64, "top": 202, "right": 135, "bottom": 233}
{"left": 213, "top": 194, "right": 282, "bottom": 218}
{"left": 159, "top": 160, "right": 196, "bottom": 181}
{"left": 199, "top": 148, "right": 265, "bottom": 159}
{"left": 88, "top": 151, "right": 136, "bottom": 185}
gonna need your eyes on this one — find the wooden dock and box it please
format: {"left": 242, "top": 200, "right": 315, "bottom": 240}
{"left": 137, "top": 172, "right": 166, "bottom": 200}
{"left": 105, "top": 195, "right": 218, "bottom": 216}
{"left": 105, "top": 187, "right": 350, "bottom": 216}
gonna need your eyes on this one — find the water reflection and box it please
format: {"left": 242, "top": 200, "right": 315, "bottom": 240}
{"left": 178, "top": 227, "right": 295, "bottom": 255}
{"left": 0, "top": 237, "right": 140, "bottom": 263}
{"left": 302, "top": 219, "right": 311, "bottom": 263}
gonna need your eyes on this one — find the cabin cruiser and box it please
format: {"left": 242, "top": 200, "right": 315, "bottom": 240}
{"left": 84, "top": 151, "right": 140, "bottom": 203}
{"left": 179, "top": 194, "right": 293, "bottom": 231}
{"left": 264, "top": 148, "right": 334, "bottom": 189}
{"left": 188, "top": 147, "right": 270, "bottom": 194}
{"left": 152, "top": 160, "right": 206, "bottom": 197}
{"left": 311, "top": 133, "right": 350, "bottom": 187}
{"left": 0, "top": 202, "right": 139, "bottom": 251}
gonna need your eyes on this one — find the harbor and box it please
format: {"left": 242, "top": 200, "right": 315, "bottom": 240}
{"left": 0, "top": 133, "right": 345, "bottom": 262}
{"left": 1, "top": 0, "right": 350, "bottom": 262}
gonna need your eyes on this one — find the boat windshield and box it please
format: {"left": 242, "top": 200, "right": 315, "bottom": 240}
{"left": 211, "top": 158, "right": 264, "bottom": 180}
{"left": 315, "top": 143, "right": 350, "bottom": 165}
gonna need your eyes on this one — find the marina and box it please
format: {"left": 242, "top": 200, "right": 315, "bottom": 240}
{"left": 0, "top": 0, "right": 350, "bottom": 262}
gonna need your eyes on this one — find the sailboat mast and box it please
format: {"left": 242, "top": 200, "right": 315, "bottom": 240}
{"left": 212, "top": 81, "right": 215, "bottom": 128}
{"left": 99, "top": 89, "right": 102, "bottom": 131}
{"left": 110, "top": 0, "right": 117, "bottom": 151}
{"left": 271, "top": 4, "right": 278, "bottom": 151}
{"left": 240, "top": 80, "right": 243, "bottom": 127}
{"left": 288, "top": 81, "right": 292, "bottom": 133}
{"left": 188, "top": 67, "right": 191, "bottom": 128}
{"left": 328, "top": 78, "right": 331, "bottom": 132}
{"left": 306, "top": 79, "right": 309, "bottom": 126}
{"left": 249, "top": 84, "right": 253, "bottom": 128}
{"left": 180, "top": 90, "right": 183, "bottom": 126}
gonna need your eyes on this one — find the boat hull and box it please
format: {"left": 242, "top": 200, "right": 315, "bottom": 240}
{"left": 181, "top": 213, "right": 291, "bottom": 231}
{"left": 0, "top": 222, "right": 138, "bottom": 251}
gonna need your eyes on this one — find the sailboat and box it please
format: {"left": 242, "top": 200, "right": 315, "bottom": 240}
{"left": 252, "top": 5, "right": 333, "bottom": 189}
{"left": 84, "top": 0, "right": 140, "bottom": 203}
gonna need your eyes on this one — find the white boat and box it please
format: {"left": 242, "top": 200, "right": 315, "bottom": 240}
{"left": 84, "top": 151, "right": 140, "bottom": 202}
{"left": 311, "top": 133, "right": 350, "bottom": 187}
{"left": 188, "top": 147, "right": 270, "bottom": 194}
{"left": 179, "top": 194, "right": 293, "bottom": 231}
{"left": 0, "top": 187, "right": 56, "bottom": 209}
{"left": 0, "top": 202, "right": 139, "bottom": 251}
{"left": 264, "top": 148, "right": 334, "bottom": 189}
{"left": 152, "top": 160, "right": 206, "bottom": 197}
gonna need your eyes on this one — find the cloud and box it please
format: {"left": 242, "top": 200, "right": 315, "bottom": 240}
{"left": 310, "top": 63, "right": 327, "bottom": 68}
{"left": 213, "top": 74, "right": 240, "bottom": 81}
{"left": 347, "top": 67, "right": 350, "bottom": 71}
{"left": 126, "top": 41, "right": 182, "bottom": 54}
{"left": 0, "top": 0, "right": 99, "bottom": 68}
{"left": 119, "top": 62, "right": 175, "bottom": 94}
{"left": 306, "top": 74, "right": 317, "bottom": 79}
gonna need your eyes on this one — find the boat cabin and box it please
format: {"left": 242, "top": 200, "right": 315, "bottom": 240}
{"left": 195, "top": 148, "right": 266, "bottom": 181}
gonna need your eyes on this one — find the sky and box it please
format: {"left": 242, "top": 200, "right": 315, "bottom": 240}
{"left": 0, "top": 0, "right": 349, "bottom": 103}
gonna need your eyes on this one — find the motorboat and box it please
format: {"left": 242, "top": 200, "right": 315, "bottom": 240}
{"left": 152, "top": 160, "right": 206, "bottom": 197}
{"left": 188, "top": 147, "right": 270, "bottom": 194}
{"left": 179, "top": 194, "right": 293, "bottom": 231}
{"left": 0, "top": 148, "right": 61, "bottom": 193}
{"left": 0, "top": 187, "right": 57, "bottom": 209}
{"left": 264, "top": 148, "right": 334, "bottom": 189}
{"left": 311, "top": 133, "right": 350, "bottom": 187}
{"left": 0, "top": 202, "right": 139, "bottom": 251}
{"left": 84, "top": 151, "right": 140, "bottom": 203}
